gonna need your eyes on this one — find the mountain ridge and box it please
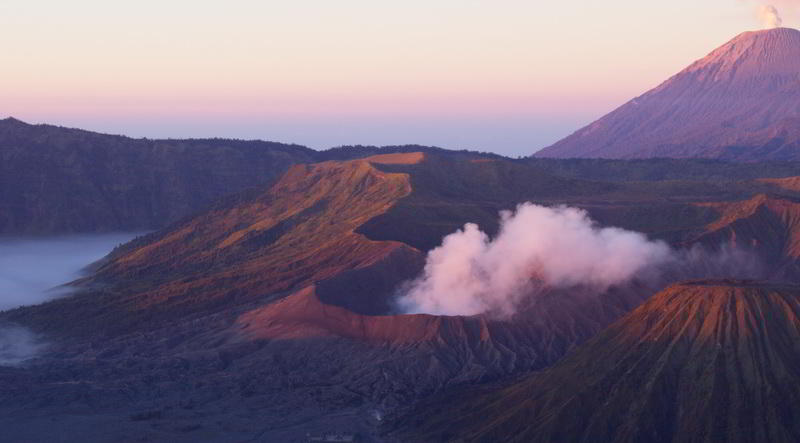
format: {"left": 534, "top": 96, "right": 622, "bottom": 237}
{"left": 0, "top": 117, "right": 498, "bottom": 235}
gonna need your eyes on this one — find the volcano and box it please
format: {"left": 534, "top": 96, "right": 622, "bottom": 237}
{"left": 3, "top": 148, "right": 800, "bottom": 441}
{"left": 537, "top": 28, "right": 800, "bottom": 161}
{"left": 399, "top": 281, "right": 800, "bottom": 442}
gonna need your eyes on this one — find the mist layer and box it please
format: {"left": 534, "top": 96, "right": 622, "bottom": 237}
{"left": 0, "top": 233, "right": 140, "bottom": 311}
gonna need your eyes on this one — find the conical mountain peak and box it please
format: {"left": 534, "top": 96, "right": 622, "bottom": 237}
{"left": 537, "top": 28, "right": 800, "bottom": 161}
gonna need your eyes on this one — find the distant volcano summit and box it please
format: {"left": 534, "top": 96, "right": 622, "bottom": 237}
{"left": 537, "top": 28, "right": 800, "bottom": 160}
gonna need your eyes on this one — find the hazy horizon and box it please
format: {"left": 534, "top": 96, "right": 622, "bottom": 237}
{"left": 3, "top": 1, "right": 798, "bottom": 156}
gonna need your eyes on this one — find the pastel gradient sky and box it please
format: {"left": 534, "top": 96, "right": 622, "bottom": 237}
{"left": 2, "top": 0, "right": 798, "bottom": 155}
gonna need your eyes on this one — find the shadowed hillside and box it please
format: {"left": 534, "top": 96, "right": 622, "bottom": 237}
{"left": 0, "top": 118, "right": 497, "bottom": 236}
{"left": 357, "top": 153, "right": 795, "bottom": 250}
{"left": 5, "top": 116, "right": 800, "bottom": 239}
{"left": 0, "top": 117, "right": 316, "bottom": 234}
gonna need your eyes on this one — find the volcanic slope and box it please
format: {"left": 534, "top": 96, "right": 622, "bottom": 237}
{"left": 5, "top": 153, "right": 428, "bottom": 335}
{"left": 399, "top": 281, "right": 800, "bottom": 443}
{"left": 3, "top": 151, "right": 673, "bottom": 363}
{"left": 7, "top": 152, "right": 796, "bottom": 337}
{"left": 537, "top": 28, "right": 800, "bottom": 160}
{"left": 0, "top": 153, "right": 679, "bottom": 441}
{"left": 3, "top": 153, "right": 800, "bottom": 440}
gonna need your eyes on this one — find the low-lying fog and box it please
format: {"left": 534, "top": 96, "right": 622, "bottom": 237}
{"left": 1, "top": 233, "right": 140, "bottom": 366}
{"left": 0, "top": 233, "right": 141, "bottom": 311}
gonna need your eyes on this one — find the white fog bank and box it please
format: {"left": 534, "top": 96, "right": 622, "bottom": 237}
{"left": 0, "top": 233, "right": 141, "bottom": 312}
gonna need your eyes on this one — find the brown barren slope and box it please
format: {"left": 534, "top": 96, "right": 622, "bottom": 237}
{"left": 399, "top": 281, "right": 800, "bottom": 443}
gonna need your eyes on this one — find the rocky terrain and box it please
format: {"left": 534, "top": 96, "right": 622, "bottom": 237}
{"left": 4, "top": 13, "right": 800, "bottom": 442}
{"left": 537, "top": 28, "right": 800, "bottom": 160}
{"left": 6, "top": 19, "right": 800, "bottom": 443}
{"left": 396, "top": 281, "right": 800, "bottom": 442}
{"left": 3, "top": 149, "right": 800, "bottom": 441}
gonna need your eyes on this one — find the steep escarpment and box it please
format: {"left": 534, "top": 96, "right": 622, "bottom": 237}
{"left": 0, "top": 117, "right": 321, "bottom": 234}
{"left": 538, "top": 28, "right": 800, "bottom": 160}
{"left": 398, "top": 281, "right": 800, "bottom": 442}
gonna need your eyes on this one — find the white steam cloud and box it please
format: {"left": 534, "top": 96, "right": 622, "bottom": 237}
{"left": 396, "top": 204, "right": 672, "bottom": 317}
{"left": 396, "top": 203, "right": 761, "bottom": 317}
{"left": 758, "top": 4, "right": 783, "bottom": 28}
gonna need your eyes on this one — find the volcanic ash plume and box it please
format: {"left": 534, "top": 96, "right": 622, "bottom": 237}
{"left": 758, "top": 5, "right": 783, "bottom": 28}
{"left": 395, "top": 203, "right": 673, "bottom": 317}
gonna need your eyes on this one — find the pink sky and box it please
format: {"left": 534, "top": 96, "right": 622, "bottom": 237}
{"left": 2, "top": 0, "right": 797, "bottom": 155}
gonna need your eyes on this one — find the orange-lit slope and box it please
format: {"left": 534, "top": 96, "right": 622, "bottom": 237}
{"left": 13, "top": 154, "right": 425, "bottom": 335}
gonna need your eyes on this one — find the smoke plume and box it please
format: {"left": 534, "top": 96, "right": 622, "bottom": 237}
{"left": 396, "top": 203, "right": 762, "bottom": 317}
{"left": 758, "top": 5, "right": 783, "bottom": 28}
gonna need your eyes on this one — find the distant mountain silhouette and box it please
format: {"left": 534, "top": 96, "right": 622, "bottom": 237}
{"left": 538, "top": 28, "right": 800, "bottom": 161}
{"left": 0, "top": 117, "right": 318, "bottom": 234}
